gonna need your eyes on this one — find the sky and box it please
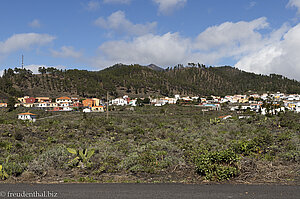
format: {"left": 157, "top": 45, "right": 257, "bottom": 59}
{"left": 1, "top": 0, "right": 300, "bottom": 80}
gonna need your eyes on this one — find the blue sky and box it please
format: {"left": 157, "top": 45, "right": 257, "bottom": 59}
{"left": 1, "top": 0, "right": 300, "bottom": 80}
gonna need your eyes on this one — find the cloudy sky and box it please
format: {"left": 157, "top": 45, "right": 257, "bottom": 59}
{"left": 1, "top": 0, "right": 300, "bottom": 80}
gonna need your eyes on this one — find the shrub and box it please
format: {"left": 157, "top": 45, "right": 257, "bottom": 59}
{"left": 96, "top": 155, "right": 121, "bottom": 173}
{"left": 194, "top": 149, "right": 239, "bottom": 181}
{"left": 121, "top": 149, "right": 173, "bottom": 174}
{"left": 14, "top": 132, "right": 23, "bottom": 141}
{"left": 28, "top": 146, "right": 69, "bottom": 175}
{"left": 279, "top": 150, "right": 300, "bottom": 162}
{"left": 2, "top": 162, "right": 24, "bottom": 177}
{"left": 231, "top": 140, "right": 260, "bottom": 156}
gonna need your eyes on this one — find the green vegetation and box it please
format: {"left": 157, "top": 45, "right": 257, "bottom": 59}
{"left": 1, "top": 64, "right": 300, "bottom": 99}
{"left": 0, "top": 105, "right": 299, "bottom": 184}
{"left": 0, "top": 164, "right": 9, "bottom": 180}
{"left": 67, "top": 148, "right": 95, "bottom": 168}
{"left": 192, "top": 149, "right": 239, "bottom": 181}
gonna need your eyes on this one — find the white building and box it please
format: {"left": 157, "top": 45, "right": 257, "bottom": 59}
{"left": 18, "top": 112, "right": 37, "bottom": 122}
{"left": 129, "top": 99, "right": 137, "bottom": 107}
{"left": 261, "top": 93, "right": 269, "bottom": 100}
{"left": 35, "top": 102, "right": 48, "bottom": 108}
{"left": 56, "top": 97, "right": 72, "bottom": 104}
{"left": 287, "top": 94, "right": 300, "bottom": 101}
{"left": 63, "top": 107, "right": 73, "bottom": 111}
{"left": 83, "top": 108, "right": 91, "bottom": 113}
{"left": 111, "top": 98, "right": 128, "bottom": 106}
{"left": 59, "top": 102, "right": 70, "bottom": 107}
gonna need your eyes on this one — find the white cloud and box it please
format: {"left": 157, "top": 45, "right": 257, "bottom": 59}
{"left": 23, "top": 65, "right": 67, "bottom": 74}
{"left": 195, "top": 17, "right": 268, "bottom": 50}
{"left": 51, "top": 46, "right": 82, "bottom": 59}
{"left": 85, "top": 1, "right": 100, "bottom": 11}
{"left": 235, "top": 23, "right": 300, "bottom": 80}
{"left": 103, "top": 0, "right": 131, "bottom": 4}
{"left": 91, "top": 17, "right": 300, "bottom": 80}
{"left": 247, "top": 1, "right": 256, "bottom": 9}
{"left": 94, "top": 32, "right": 190, "bottom": 67}
{"left": 28, "top": 19, "right": 41, "bottom": 28}
{"left": 92, "top": 18, "right": 272, "bottom": 67}
{"left": 94, "top": 10, "right": 157, "bottom": 36}
{"left": 191, "top": 17, "right": 285, "bottom": 64}
{"left": 287, "top": 0, "right": 300, "bottom": 13}
{"left": 0, "top": 33, "right": 55, "bottom": 54}
{"left": 153, "top": 0, "right": 187, "bottom": 15}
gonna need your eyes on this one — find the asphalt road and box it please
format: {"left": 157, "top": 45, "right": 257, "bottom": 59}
{"left": 0, "top": 184, "right": 299, "bottom": 199}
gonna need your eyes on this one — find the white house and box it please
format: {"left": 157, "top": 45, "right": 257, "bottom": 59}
{"left": 71, "top": 97, "right": 80, "bottom": 103}
{"left": 129, "top": 99, "right": 137, "bottom": 107}
{"left": 250, "top": 104, "right": 261, "bottom": 111}
{"left": 261, "top": 93, "right": 269, "bottom": 100}
{"left": 35, "top": 102, "right": 48, "bottom": 108}
{"left": 18, "top": 112, "right": 37, "bottom": 122}
{"left": 83, "top": 108, "right": 91, "bottom": 113}
{"left": 250, "top": 94, "right": 260, "bottom": 99}
{"left": 59, "top": 102, "right": 70, "bottom": 107}
{"left": 164, "top": 97, "right": 177, "bottom": 104}
{"left": 220, "top": 98, "right": 229, "bottom": 103}
{"left": 56, "top": 97, "right": 72, "bottom": 104}
{"left": 111, "top": 98, "right": 127, "bottom": 106}
{"left": 62, "top": 107, "right": 73, "bottom": 111}
{"left": 287, "top": 94, "right": 300, "bottom": 101}
{"left": 174, "top": 95, "right": 180, "bottom": 100}
{"left": 191, "top": 96, "right": 199, "bottom": 101}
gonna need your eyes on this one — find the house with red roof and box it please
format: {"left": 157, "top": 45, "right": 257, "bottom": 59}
{"left": 25, "top": 97, "right": 36, "bottom": 104}
{"left": 0, "top": 103, "right": 7, "bottom": 108}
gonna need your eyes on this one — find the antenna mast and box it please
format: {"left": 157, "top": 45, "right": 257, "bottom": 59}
{"left": 22, "top": 54, "right": 24, "bottom": 69}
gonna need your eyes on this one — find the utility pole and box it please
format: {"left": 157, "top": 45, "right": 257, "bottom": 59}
{"left": 106, "top": 91, "right": 109, "bottom": 119}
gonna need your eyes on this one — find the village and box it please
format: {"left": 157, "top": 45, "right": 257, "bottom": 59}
{"left": 0, "top": 92, "right": 300, "bottom": 122}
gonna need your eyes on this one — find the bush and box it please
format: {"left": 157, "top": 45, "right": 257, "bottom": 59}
{"left": 121, "top": 149, "right": 173, "bottom": 174}
{"left": 2, "top": 162, "right": 24, "bottom": 177}
{"left": 194, "top": 149, "right": 239, "bottom": 181}
{"left": 96, "top": 155, "right": 121, "bottom": 173}
{"left": 28, "top": 146, "right": 69, "bottom": 175}
{"left": 231, "top": 131, "right": 273, "bottom": 156}
{"left": 279, "top": 150, "right": 300, "bottom": 162}
{"left": 14, "top": 132, "right": 23, "bottom": 141}
{"left": 231, "top": 140, "right": 260, "bottom": 156}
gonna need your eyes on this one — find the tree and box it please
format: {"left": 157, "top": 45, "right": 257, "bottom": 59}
{"left": 38, "top": 67, "right": 47, "bottom": 75}
{"left": 249, "top": 96, "right": 254, "bottom": 101}
{"left": 7, "top": 97, "right": 16, "bottom": 112}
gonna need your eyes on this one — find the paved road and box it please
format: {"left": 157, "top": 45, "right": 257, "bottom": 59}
{"left": 0, "top": 184, "right": 299, "bottom": 199}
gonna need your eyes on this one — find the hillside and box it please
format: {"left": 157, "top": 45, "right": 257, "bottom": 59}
{"left": 0, "top": 105, "right": 299, "bottom": 184}
{"left": 1, "top": 64, "right": 300, "bottom": 99}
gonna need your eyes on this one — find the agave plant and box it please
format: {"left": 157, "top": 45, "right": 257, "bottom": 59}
{"left": 67, "top": 148, "right": 95, "bottom": 168}
{"left": 0, "top": 165, "right": 9, "bottom": 180}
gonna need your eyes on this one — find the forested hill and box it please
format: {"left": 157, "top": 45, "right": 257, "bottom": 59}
{"left": 1, "top": 64, "right": 300, "bottom": 99}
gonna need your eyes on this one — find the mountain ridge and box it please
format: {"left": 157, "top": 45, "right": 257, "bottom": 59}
{"left": 0, "top": 64, "right": 300, "bottom": 100}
